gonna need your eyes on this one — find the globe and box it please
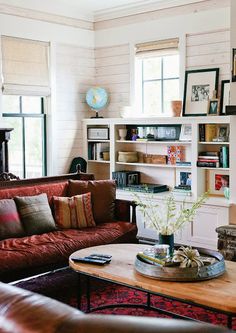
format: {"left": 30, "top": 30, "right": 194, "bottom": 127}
{"left": 86, "top": 87, "right": 108, "bottom": 118}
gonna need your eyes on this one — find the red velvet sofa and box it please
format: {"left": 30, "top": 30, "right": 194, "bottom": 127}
{"left": 0, "top": 172, "right": 137, "bottom": 282}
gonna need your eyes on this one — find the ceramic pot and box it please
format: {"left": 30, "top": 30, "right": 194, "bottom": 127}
{"left": 159, "top": 233, "right": 174, "bottom": 256}
{"left": 171, "top": 100, "right": 182, "bottom": 117}
{"left": 118, "top": 129, "right": 127, "bottom": 140}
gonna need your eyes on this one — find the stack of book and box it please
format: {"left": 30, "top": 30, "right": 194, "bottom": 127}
{"left": 172, "top": 185, "right": 192, "bottom": 196}
{"left": 197, "top": 152, "right": 219, "bottom": 168}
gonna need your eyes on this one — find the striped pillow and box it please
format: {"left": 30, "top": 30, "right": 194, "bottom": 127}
{"left": 53, "top": 193, "right": 96, "bottom": 229}
{"left": 0, "top": 199, "right": 25, "bottom": 240}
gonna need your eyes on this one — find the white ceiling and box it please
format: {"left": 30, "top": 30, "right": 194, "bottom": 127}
{"left": 2, "top": 0, "right": 206, "bottom": 21}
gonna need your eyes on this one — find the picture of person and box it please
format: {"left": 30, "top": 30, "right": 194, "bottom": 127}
{"left": 215, "top": 174, "right": 229, "bottom": 191}
{"left": 191, "top": 85, "right": 209, "bottom": 102}
{"left": 218, "top": 126, "right": 228, "bottom": 140}
{"left": 180, "top": 172, "right": 192, "bottom": 187}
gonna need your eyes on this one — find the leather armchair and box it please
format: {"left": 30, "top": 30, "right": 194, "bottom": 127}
{"left": 0, "top": 282, "right": 231, "bottom": 333}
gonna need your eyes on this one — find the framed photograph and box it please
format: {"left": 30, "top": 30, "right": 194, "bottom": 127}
{"left": 182, "top": 68, "right": 219, "bottom": 116}
{"left": 207, "top": 99, "right": 219, "bottom": 116}
{"left": 217, "top": 125, "right": 229, "bottom": 142}
{"left": 179, "top": 124, "right": 192, "bottom": 141}
{"left": 220, "top": 80, "right": 230, "bottom": 115}
{"left": 232, "top": 48, "right": 236, "bottom": 82}
{"left": 176, "top": 170, "right": 192, "bottom": 188}
{"left": 206, "top": 169, "right": 229, "bottom": 196}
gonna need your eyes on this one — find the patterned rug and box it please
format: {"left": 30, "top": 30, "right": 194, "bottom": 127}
{"left": 13, "top": 267, "right": 235, "bottom": 330}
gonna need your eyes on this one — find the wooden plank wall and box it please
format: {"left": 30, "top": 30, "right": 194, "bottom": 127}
{"left": 55, "top": 43, "right": 95, "bottom": 174}
{"left": 95, "top": 44, "right": 130, "bottom": 118}
{"left": 186, "top": 29, "right": 230, "bottom": 91}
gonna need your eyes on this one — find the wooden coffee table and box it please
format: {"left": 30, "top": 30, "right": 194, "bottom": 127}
{"left": 69, "top": 243, "right": 236, "bottom": 328}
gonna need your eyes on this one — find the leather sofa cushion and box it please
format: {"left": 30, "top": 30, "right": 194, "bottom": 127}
{"left": 0, "top": 222, "right": 136, "bottom": 274}
{"left": 68, "top": 180, "right": 116, "bottom": 223}
{"left": 14, "top": 194, "right": 57, "bottom": 235}
{"left": 53, "top": 193, "right": 96, "bottom": 229}
{"left": 0, "top": 199, "right": 25, "bottom": 240}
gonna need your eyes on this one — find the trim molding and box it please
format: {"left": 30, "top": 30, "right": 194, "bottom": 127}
{"left": 0, "top": 3, "right": 94, "bottom": 31}
{"left": 94, "top": 0, "right": 230, "bottom": 30}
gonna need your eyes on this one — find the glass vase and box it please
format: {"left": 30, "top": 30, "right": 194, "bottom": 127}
{"left": 159, "top": 233, "right": 174, "bottom": 256}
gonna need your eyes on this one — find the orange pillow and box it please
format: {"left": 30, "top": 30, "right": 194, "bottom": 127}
{"left": 53, "top": 193, "right": 95, "bottom": 229}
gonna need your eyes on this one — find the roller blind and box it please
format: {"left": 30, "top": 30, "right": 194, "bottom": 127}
{"left": 1, "top": 36, "right": 50, "bottom": 96}
{"left": 135, "top": 38, "right": 179, "bottom": 57}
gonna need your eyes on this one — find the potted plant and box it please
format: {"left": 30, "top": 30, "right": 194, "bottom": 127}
{"left": 134, "top": 191, "right": 208, "bottom": 254}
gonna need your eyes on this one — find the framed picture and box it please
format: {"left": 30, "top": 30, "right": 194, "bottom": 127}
{"left": 206, "top": 169, "right": 229, "bottom": 196}
{"left": 176, "top": 170, "right": 192, "bottom": 188}
{"left": 207, "top": 99, "right": 219, "bottom": 116}
{"left": 217, "top": 125, "right": 229, "bottom": 142}
{"left": 179, "top": 124, "right": 192, "bottom": 141}
{"left": 182, "top": 68, "right": 219, "bottom": 116}
{"left": 232, "top": 48, "right": 236, "bottom": 82}
{"left": 220, "top": 80, "right": 230, "bottom": 115}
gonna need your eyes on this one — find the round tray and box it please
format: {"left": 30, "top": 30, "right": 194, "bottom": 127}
{"left": 135, "top": 247, "right": 225, "bottom": 282}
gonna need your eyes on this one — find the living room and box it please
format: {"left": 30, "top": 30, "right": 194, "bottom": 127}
{"left": 0, "top": 0, "right": 235, "bottom": 332}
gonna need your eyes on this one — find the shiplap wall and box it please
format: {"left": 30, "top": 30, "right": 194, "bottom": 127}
{"left": 55, "top": 43, "right": 95, "bottom": 174}
{"left": 186, "top": 29, "right": 230, "bottom": 88}
{"left": 95, "top": 44, "right": 130, "bottom": 118}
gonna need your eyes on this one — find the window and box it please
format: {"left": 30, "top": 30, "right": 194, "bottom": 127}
{"left": 2, "top": 96, "right": 47, "bottom": 178}
{"left": 135, "top": 38, "right": 179, "bottom": 116}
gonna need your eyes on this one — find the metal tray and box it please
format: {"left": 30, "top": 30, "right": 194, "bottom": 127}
{"left": 135, "top": 247, "right": 225, "bottom": 282}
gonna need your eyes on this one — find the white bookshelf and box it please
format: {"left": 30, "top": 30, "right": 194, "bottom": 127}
{"left": 83, "top": 116, "right": 235, "bottom": 250}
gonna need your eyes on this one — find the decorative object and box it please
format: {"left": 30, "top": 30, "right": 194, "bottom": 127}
{"left": 217, "top": 125, "right": 229, "bottom": 142}
{"left": 183, "top": 68, "right": 219, "bottom": 116}
{"left": 143, "top": 154, "right": 167, "bottom": 164}
{"left": 86, "top": 87, "right": 109, "bottom": 118}
{"left": 118, "top": 129, "right": 127, "bottom": 140}
{"left": 206, "top": 170, "right": 229, "bottom": 197}
{"left": 87, "top": 127, "right": 109, "bottom": 140}
{"left": 225, "top": 105, "right": 236, "bottom": 115}
{"left": 170, "top": 100, "right": 182, "bottom": 117}
{"left": 135, "top": 247, "right": 225, "bottom": 281}
{"left": 179, "top": 124, "right": 192, "bottom": 141}
{"left": 133, "top": 191, "right": 208, "bottom": 237}
{"left": 167, "top": 146, "right": 184, "bottom": 165}
{"left": 208, "top": 98, "right": 219, "bottom": 116}
{"left": 220, "top": 80, "right": 230, "bottom": 115}
{"left": 172, "top": 246, "right": 204, "bottom": 268}
{"left": 118, "top": 151, "right": 138, "bottom": 163}
{"left": 232, "top": 48, "right": 236, "bottom": 82}
{"left": 175, "top": 170, "right": 192, "bottom": 188}
{"left": 156, "top": 125, "right": 181, "bottom": 141}
{"left": 158, "top": 233, "right": 174, "bottom": 256}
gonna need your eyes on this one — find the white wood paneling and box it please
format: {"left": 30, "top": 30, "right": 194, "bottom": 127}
{"left": 95, "top": 44, "right": 130, "bottom": 118}
{"left": 55, "top": 43, "right": 95, "bottom": 174}
{"left": 186, "top": 29, "right": 230, "bottom": 88}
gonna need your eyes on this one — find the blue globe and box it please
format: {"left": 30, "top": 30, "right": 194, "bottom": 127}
{"left": 86, "top": 87, "right": 108, "bottom": 111}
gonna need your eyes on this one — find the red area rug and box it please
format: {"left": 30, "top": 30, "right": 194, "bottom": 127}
{"left": 13, "top": 267, "right": 235, "bottom": 330}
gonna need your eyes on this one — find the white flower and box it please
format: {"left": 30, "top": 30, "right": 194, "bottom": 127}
{"left": 134, "top": 191, "right": 208, "bottom": 235}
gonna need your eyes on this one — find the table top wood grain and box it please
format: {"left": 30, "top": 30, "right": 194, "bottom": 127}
{"left": 69, "top": 244, "right": 236, "bottom": 314}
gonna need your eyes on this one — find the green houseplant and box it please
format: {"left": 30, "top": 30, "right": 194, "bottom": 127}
{"left": 134, "top": 191, "right": 208, "bottom": 254}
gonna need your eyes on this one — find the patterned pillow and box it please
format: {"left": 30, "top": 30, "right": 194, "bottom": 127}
{"left": 14, "top": 193, "right": 57, "bottom": 235}
{"left": 53, "top": 193, "right": 96, "bottom": 229}
{"left": 0, "top": 199, "right": 25, "bottom": 240}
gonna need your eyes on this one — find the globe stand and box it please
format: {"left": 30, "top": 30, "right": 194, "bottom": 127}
{"left": 91, "top": 111, "right": 103, "bottom": 119}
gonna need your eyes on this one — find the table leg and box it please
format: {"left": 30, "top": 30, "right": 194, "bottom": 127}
{"left": 227, "top": 315, "right": 232, "bottom": 329}
{"left": 77, "top": 274, "right": 82, "bottom": 309}
{"left": 85, "top": 275, "right": 91, "bottom": 313}
{"left": 147, "top": 292, "right": 151, "bottom": 308}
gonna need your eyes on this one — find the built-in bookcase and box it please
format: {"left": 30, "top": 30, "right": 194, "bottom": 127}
{"left": 83, "top": 116, "right": 236, "bottom": 250}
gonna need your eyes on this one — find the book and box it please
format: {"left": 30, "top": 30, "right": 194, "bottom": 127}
{"left": 123, "top": 183, "right": 169, "bottom": 193}
{"left": 199, "top": 124, "right": 205, "bottom": 142}
{"left": 197, "top": 161, "right": 219, "bottom": 168}
{"left": 176, "top": 161, "right": 191, "bottom": 166}
{"left": 198, "top": 159, "right": 219, "bottom": 163}
{"left": 199, "top": 151, "right": 219, "bottom": 156}
{"left": 205, "top": 124, "right": 217, "bottom": 142}
{"left": 221, "top": 146, "right": 229, "bottom": 168}
{"left": 198, "top": 155, "right": 219, "bottom": 160}
{"left": 172, "top": 188, "right": 192, "bottom": 196}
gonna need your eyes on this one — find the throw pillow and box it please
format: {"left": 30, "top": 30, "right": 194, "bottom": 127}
{"left": 14, "top": 193, "right": 57, "bottom": 236}
{"left": 0, "top": 199, "right": 25, "bottom": 240}
{"left": 67, "top": 180, "right": 116, "bottom": 223}
{"left": 53, "top": 193, "right": 96, "bottom": 229}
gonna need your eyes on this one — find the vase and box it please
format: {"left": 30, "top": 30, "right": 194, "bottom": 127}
{"left": 170, "top": 100, "right": 182, "bottom": 117}
{"left": 159, "top": 233, "right": 174, "bottom": 256}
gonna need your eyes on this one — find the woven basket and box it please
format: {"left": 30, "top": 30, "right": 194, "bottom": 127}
{"left": 118, "top": 151, "right": 138, "bottom": 163}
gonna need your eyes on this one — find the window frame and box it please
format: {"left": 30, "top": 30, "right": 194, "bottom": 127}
{"left": 2, "top": 96, "right": 47, "bottom": 178}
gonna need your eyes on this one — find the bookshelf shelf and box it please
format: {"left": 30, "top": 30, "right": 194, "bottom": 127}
{"left": 197, "top": 167, "right": 230, "bottom": 171}
{"left": 88, "top": 139, "right": 110, "bottom": 143}
{"left": 198, "top": 141, "right": 229, "bottom": 145}
{"left": 88, "top": 160, "right": 110, "bottom": 164}
{"left": 116, "top": 140, "right": 191, "bottom": 145}
{"left": 116, "top": 162, "right": 191, "bottom": 168}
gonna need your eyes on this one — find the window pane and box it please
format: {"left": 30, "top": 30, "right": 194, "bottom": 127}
{"left": 3, "top": 117, "right": 24, "bottom": 178}
{"left": 143, "top": 57, "right": 161, "bottom": 80}
{"left": 143, "top": 81, "right": 162, "bottom": 115}
{"left": 163, "top": 79, "right": 180, "bottom": 114}
{"left": 2, "top": 95, "right": 20, "bottom": 114}
{"left": 163, "top": 55, "right": 179, "bottom": 79}
{"left": 22, "top": 96, "right": 42, "bottom": 114}
{"left": 25, "top": 118, "right": 44, "bottom": 178}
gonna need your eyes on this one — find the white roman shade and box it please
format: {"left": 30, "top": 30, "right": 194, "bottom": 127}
{"left": 135, "top": 38, "right": 179, "bottom": 57}
{"left": 1, "top": 36, "right": 50, "bottom": 96}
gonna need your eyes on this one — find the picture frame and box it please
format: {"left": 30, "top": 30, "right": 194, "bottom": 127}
{"left": 179, "top": 124, "right": 192, "bottom": 141}
{"left": 207, "top": 99, "right": 219, "bottom": 116}
{"left": 220, "top": 80, "right": 230, "bottom": 115}
{"left": 217, "top": 124, "right": 229, "bottom": 142}
{"left": 206, "top": 169, "right": 229, "bottom": 196}
{"left": 182, "top": 68, "right": 219, "bottom": 116}
{"left": 232, "top": 48, "right": 236, "bottom": 82}
{"left": 175, "top": 169, "right": 192, "bottom": 188}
